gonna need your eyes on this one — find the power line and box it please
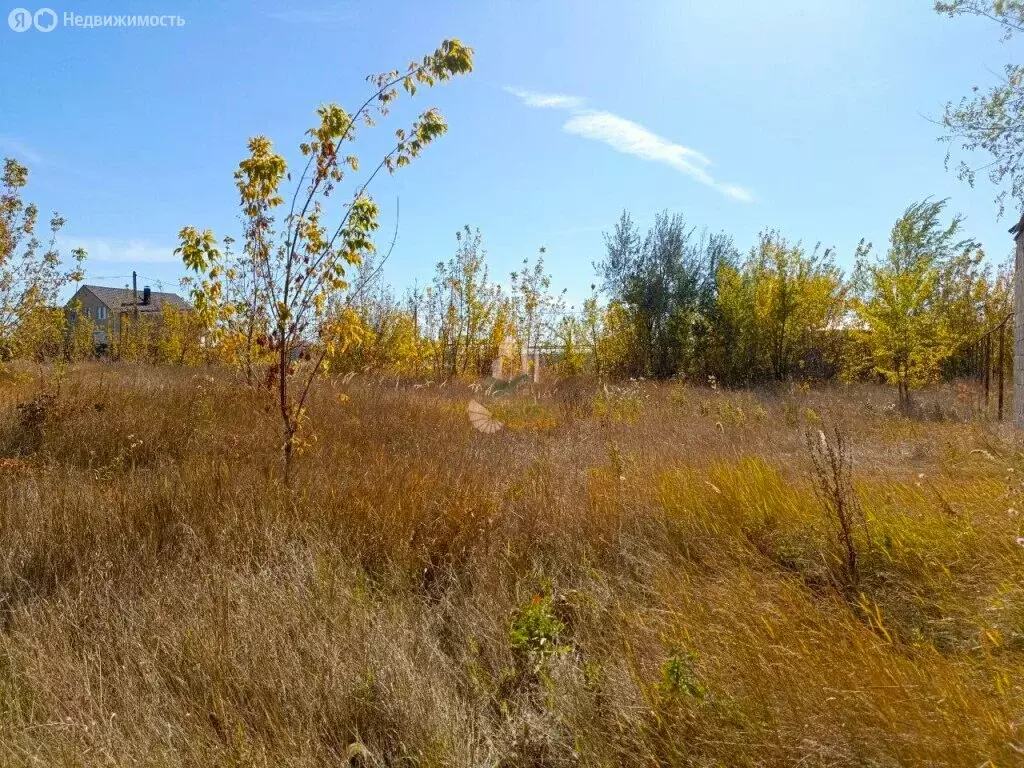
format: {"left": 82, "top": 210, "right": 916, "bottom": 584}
{"left": 80, "top": 274, "right": 181, "bottom": 290}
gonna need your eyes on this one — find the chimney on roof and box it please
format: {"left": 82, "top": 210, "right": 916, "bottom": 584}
{"left": 142, "top": 286, "right": 151, "bottom": 305}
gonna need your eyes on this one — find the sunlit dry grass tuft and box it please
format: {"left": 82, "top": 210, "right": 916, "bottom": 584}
{"left": 0, "top": 364, "right": 1022, "bottom": 765}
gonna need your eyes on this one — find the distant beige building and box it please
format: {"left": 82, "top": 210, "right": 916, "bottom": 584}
{"left": 66, "top": 284, "right": 189, "bottom": 348}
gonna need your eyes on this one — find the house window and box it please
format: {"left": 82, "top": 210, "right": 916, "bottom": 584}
{"left": 96, "top": 306, "right": 107, "bottom": 321}
{"left": 83, "top": 307, "right": 91, "bottom": 319}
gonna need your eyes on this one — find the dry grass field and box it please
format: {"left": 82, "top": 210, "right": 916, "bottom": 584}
{"left": 1, "top": 364, "right": 1023, "bottom": 766}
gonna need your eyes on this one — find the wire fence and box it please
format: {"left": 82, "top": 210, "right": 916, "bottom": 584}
{"left": 961, "top": 312, "right": 1014, "bottom": 421}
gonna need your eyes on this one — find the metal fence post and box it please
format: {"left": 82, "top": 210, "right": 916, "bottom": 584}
{"left": 985, "top": 333, "right": 992, "bottom": 410}
{"left": 999, "top": 321, "right": 1006, "bottom": 421}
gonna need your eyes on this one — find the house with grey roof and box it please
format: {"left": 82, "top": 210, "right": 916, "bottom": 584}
{"left": 65, "top": 284, "right": 190, "bottom": 348}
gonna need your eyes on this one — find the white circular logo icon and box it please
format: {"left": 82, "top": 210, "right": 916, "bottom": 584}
{"left": 33, "top": 7, "right": 57, "bottom": 31}
{"left": 8, "top": 7, "right": 33, "bottom": 31}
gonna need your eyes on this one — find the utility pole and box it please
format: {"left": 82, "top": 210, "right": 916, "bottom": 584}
{"left": 132, "top": 270, "right": 139, "bottom": 321}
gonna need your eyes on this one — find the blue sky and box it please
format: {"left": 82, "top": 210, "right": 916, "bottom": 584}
{"left": 0, "top": 0, "right": 1019, "bottom": 305}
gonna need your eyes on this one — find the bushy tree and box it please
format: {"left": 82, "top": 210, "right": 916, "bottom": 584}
{"left": 596, "top": 210, "right": 720, "bottom": 378}
{"left": 710, "top": 232, "right": 845, "bottom": 384}
{"left": 853, "top": 199, "right": 978, "bottom": 406}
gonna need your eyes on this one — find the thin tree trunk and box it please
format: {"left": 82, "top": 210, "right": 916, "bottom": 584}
{"left": 279, "top": 339, "right": 293, "bottom": 485}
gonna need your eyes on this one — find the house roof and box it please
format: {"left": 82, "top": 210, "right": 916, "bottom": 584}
{"left": 76, "top": 285, "right": 190, "bottom": 313}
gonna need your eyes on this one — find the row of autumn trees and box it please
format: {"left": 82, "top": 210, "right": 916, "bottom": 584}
{"left": 2, "top": 146, "right": 1012, "bottom": 403}
{"left": 593, "top": 201, "right": 1012, "bottom": 398}
{"left": 307, "top": 199, "right": 1012, "bottom": 405}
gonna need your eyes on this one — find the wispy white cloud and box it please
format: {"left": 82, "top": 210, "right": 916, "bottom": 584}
{"left": 504, "top": 88, "right": 753, "bottom": 202}
{"left": 502, "top": 87, "right": 587, "bottom": 111}
{"left": 266, "top": 4, "right": 350, "bottom": 25}
{"left": 0, "top": 136, "right": 45, "bottom": 166}
{"left": 60, "top": 237, "right": 179, "bottom": 264}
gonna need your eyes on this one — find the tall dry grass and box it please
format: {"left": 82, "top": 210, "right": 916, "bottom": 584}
{"left": 0, "top": 363, "right": 1022, "bottom": 766}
